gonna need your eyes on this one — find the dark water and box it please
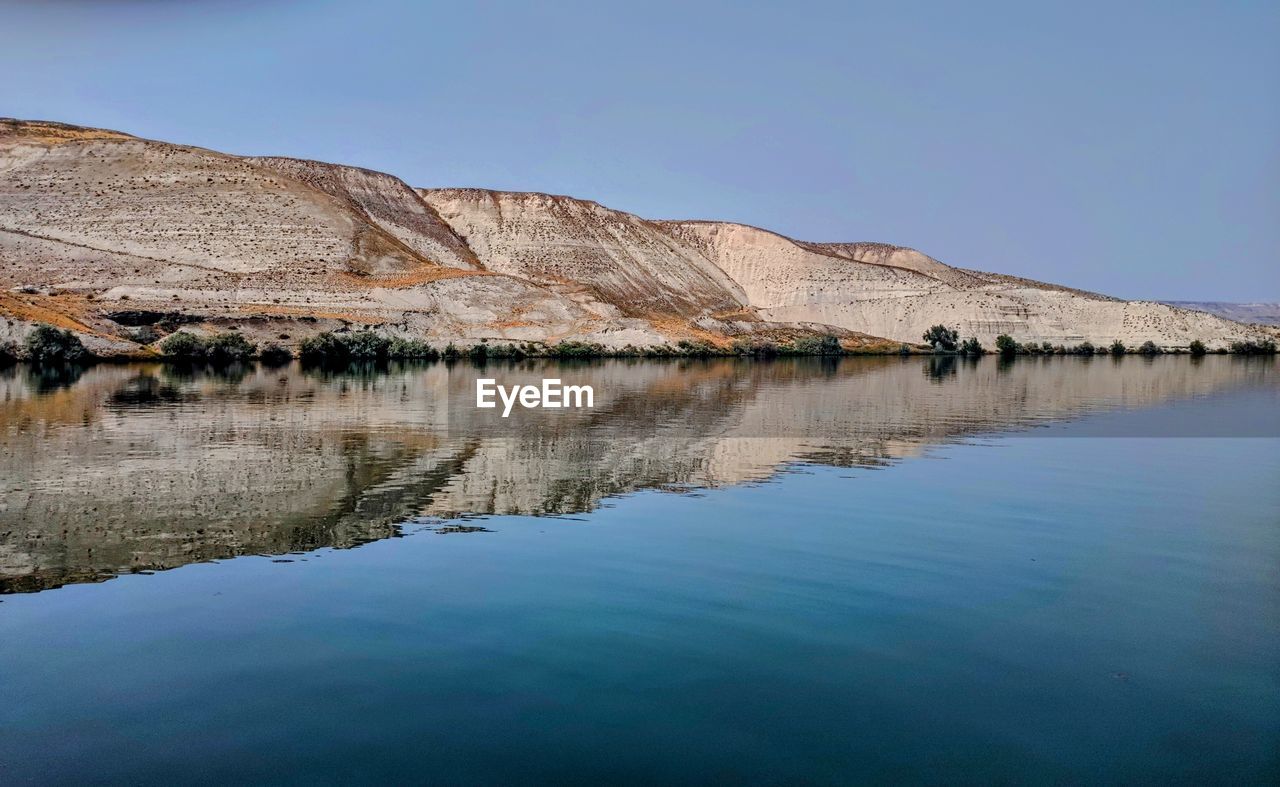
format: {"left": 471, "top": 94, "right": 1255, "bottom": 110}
{"left": 1, "top": 357, "right": 1277, "bottom": 783}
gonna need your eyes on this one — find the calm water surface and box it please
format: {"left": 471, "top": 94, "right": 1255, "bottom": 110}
{"left": 0, "top": 357, "right": 1277, "bottom": 783}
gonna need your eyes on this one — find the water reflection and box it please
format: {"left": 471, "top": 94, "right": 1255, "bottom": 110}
{"left": 1, "top": 356, "right": 1274, "bottom": 593}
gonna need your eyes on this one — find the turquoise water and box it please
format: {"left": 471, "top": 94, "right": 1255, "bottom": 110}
{"left": 0, "top": 358, "right": 1277, "bottom": 782}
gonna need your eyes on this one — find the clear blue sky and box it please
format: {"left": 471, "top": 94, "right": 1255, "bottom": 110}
{"left": 2, "top": 0, "right": 1276, "bottom": 300}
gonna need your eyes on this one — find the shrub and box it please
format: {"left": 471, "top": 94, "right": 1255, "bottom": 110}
{"left": 343, "top": 331, "right": 390, "bottom": 360}
{"left": 1138, "top": 340, "right": 1161, "bottom": 356}
{"left": 160, "top": 331, "right": 207, "bottom": 359}
{"left": 1110, "top": 340, "right": 1126, "bottom": 355}
{"left": 675, "top": 339, "right": 720, "bottom": 357}
{"left": 259, "top": 343, "right": 292, "bottom": 365}
{"left": 1188, "top": 339, "right": 1207, "bottom": 356}
{"left": 790, "top": 335, "right": 843, "bottom": 355}
{"left": 442, "top": 342, "right": 461, "bottom": 360}
{"left": 732, "top": 338, "right": 780, "bottom": 357}
{"left": 297, "top": 330, "right": 398, "bottom": 363}
{"left": 485, "top": 343, "right": 524, "bottom": 359}
{"left": 958, "top": 337, "right": 985, "bottom": 355}
{"left": 923, "top": 325, "right": 958, "bottom": 352}
{"left": 388, "top": 338, "right": 438, "bottom": 360}
{"left": 1229, "top": 339, "right": 1278, "bottom": 355}
{"left": 545, "top": 340, "right": 605, "bottom": 358}
{"left": 1076, "top": 341, "right": 1095, "bottom": 356}
{"left": 995, "top": 334, "right": 1017, "bottom": 357}
{"left": 205, "top": 332, "right": 256, "bottom": 363}
{"left": 24, "top": 325, "right": 88, "bottom": 365}
{"left": 0, "top": 340, "right": 18, "bottom": 366}
{"left": 298, "top": 332, "right": 351, "bottom": 364}
{"left": 641, "top": 344, "right": 677, "bottom": 357}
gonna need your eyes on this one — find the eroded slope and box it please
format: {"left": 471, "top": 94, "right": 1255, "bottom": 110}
{"left": 420, "top": 189, "right": 749, "bottom": 318}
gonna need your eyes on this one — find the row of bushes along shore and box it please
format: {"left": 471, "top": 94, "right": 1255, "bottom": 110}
{"left": 922, "top": 325, "right": 1277, "bottom": 357}
{"left": 1, "top": 325, "right": 1276, "bottom": 368}
{"left": 0, "top": 329, "right": 860, "bottom": 367}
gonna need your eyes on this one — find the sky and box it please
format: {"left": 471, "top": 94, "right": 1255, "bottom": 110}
{"left": 1, "top": 0, "right": 1277, "bottom": 301}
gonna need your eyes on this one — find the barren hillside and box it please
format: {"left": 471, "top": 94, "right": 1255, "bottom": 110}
{"left": 657, "top": 221, "right": 1263, "bottom": 349}
{"left": 0, "top": 119, "right": 1271, "bottom": 355}
{"left": 420, "top": 189, "right": 749, "bottom": 317}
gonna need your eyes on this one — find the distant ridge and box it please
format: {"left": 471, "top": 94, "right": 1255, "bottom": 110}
{"left": 1162, "top": 302, "right": 1280, "bottom": 327}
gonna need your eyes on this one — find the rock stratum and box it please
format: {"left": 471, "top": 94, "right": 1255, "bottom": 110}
{"left": 1, "top": 119, "right": 1272, "bottom": 355}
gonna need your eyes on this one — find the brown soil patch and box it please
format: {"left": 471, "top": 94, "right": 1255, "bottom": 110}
{"left": 0, "top": 292, "right": 111, "bottom": 337}
{"left": 710, "top": 308, "right": 760, "bottom": 322}
{"left": 334, "top": 267, "right": 491, "bottom": 289}
{"left": 644, "top": 314, "right": 734, "bottom": 347}
{"left": 1, "top": 119, "right": 134, "bottom": 145}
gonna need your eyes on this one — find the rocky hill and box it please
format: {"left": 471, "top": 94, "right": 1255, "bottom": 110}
{"left": 1, "top": 119, "right": 1271, "bottom": 355}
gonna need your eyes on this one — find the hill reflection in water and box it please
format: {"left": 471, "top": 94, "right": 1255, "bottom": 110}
{"left": 1, "top": 355, "right": 1275, "bottom": 593}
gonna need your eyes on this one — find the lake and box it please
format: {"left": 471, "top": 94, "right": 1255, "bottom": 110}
{"left": 1, "top": 356, "right": 1277, "bottom": 783}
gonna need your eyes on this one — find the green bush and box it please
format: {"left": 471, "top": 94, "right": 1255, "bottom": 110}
{"left": 545, "top": 340, "right": 606, "bottom": 358}
{"left": 485, "top": 343, "right": 525, "bottom": 359}
{"left": 388, "top": 338, "right": 438, "bottom": 360}
{"left": 0, "top": 340, "right": 18, "bottom": 366}
{"left": 641, "top": 344, "right": 677, "bottom": 357}
{"left": 24, "top": 325, "right": 89, "bottom": 365}
{"left": 923, "top": 325, "right": 959, "bottom": 352}
{"left": 674, "top": 339, "right": 719, "bottom": 357}
{"left": 958, "top": 337, "right": 985, "bottom": 355}
{"left": 1188, "top": 339, "right": 1206, "bottom": 356}
{"left": 732, "top": 338, "right": 780, "bottom": 357}
{"left": 1138, "top": 340, "right": 1161, "bottom": 356}
{"left": 343, "top": 331, "right": 390, "bottom": 360}
{"left": 162, "top": 331, "right": 262, "bottom": 363}
{"left": 1110, "top": 340, "right": 1127, "bottom": 355}
{"left": 1229, "top": 339, "right": 1277, "bottom": 355}
{"left": 298, "top": 332, "right": 351, "bottom": 364}
{"left": 789, "top": 334, "right": 843, "bottom": 356}
{"left": 1076, "top": 341, "right": 1095, "bottom": 356}
{"left": 160, "top": 331, "right": 207, "bottom": 359}
{"left": 995, "top": 334, "right": 1017, "bottom": 357}
{"left": 205, "top": 332, "right": 256, "bottom": 362}
{"left": 297, "top": 330, "right": 396, "bottom": 363}
{"left": 259, "top": 343, "right": 292, "bottom": 365}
